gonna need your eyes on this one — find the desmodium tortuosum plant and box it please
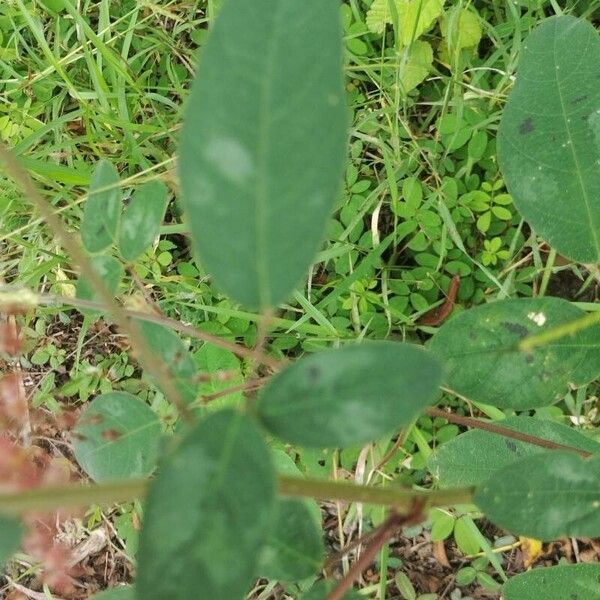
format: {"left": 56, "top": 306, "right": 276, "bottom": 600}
{"left": 0, "top": 3, "right": 600, "bottom": 599}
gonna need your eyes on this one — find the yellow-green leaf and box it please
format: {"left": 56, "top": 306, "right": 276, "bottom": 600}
{"left": 442, "top": 8, "right": 482, "bottom": 51}
{"left": 399, "top": 41, "right": 434, "bottom": 94}
{"left": 367, "top": 0, "right": 444, "bottom": 45}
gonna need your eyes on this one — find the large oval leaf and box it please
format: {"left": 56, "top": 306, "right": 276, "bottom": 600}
{"left": 178, "top": 0, "right": 347, "bottom": 309}
{"left": 257, "top": 498, "right": 324, "bottom": 582}
{"left": 429, "top": 416, "right": 600, "bottom": 487}
{"left": 497, "top": 16, "right": 600, "bottom": 263}
{"left": 72, "top": 392, "right": 161, "bottom": 482}
{"left": 503, "top": 564, "right": 600, "bottom": 600}
{"left": 476, "top": 451, "right": 600, "bottom": 540}
{"left": 256, "top": 342, "right": 442, "bottom": 448}
{"left": 81, "top": 160, "right": 121, "bottom": 253}
{"left": 136, "top": 410, "right": 275, "bottom": 600}
{"left": 429, "top": 297, "right": 600, "bottom": 409}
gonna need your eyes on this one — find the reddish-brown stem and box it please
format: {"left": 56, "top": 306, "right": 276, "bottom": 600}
{"left": 417, "top": 275, "right": 460, "bottom": 326}
{"left": 326, "top": 501, "right": 425, "bottom": 600}
{"left": 198, "top": 376, "right": 269, "bottom": 404}
{"left": 426, "top": 407, "right": 592, "bottom": 457}
{"left": 8, "top": 288, "right": 284, "bottom": 370}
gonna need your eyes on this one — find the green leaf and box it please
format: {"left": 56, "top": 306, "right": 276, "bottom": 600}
{"left": 136, "top": 410, "right": 275, "bottom": 600}
{"left": 476, "top": 451, "right": 600, "bottom": 540}
{"left": 429, "top": 416, "right": 600, "bottom": 487}
{"left": 88, "top": 587, "right": 135, "bottom": 600}
{"left": 76, "top": 255, "right": 123, "bottom": 316}
{"left": 302, "top": 582, "right": 362, "bottom": 599}
{"left": 72, "top": 392, "right": 161, "bottom": 482}
{"left": 256, "top": 341, "right": 442, "bottom": 448}
{"left": 194, "top": 344, "right": 244, "bottom": 410}
{"left": 430, "top": 508, "right": 455, "bottom": 541}
{"left": 497, "top": 16, "right": 600, "bottom": 263}
{"left": 397, "top": 0, "right": 444, "bottom": 46}
{"left": 257, "top": 498, "right": 324, "bottom": 582}
{"left": 399, "top": 41, "right": 434, "bottom": 94}
{"left": 366, "top": 0, "right": 444, "bottom": 43}
{"left": 178, "top": 0, "right": 347, "bottom": 309}
{"left": 119, "top": 181, "right": 169, "bottom": 262}
{"left": 503, "top": 564, "right": 600, "bottom": 600}
{"left": 453, "top": 516, "right": 480, "bottom": 555}
{"left": 137, "top": 321, "right": 198, "bottom": 405}
{"left": 441, "top": 8, "right": 482, "bottom": 50}
{"left": 0, "top": 515, "right": 23, "bottom": 567}
{"left": 81, "top": 160, "right": 121, "bottom": 253}
{"left": 428, "top": 297, "right": 600, "bottom": 409}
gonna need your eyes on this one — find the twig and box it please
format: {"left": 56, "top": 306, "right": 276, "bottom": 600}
{"left": 426, "top": 407, "right": 592, "bottom": 457}
{"left": 0, "top": 285, "right": 284, "bottom": 370}
{"left": 198, "top": 376, "right": 269, "bottom": 405}
{"left": 326, "top": 501, "right": 425, "bottom": 600}
{"left": 0, "top": 142, "right": 193, "bottom": 423}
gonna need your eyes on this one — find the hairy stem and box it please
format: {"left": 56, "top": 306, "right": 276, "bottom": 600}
{"left": 0, "top": 285, "right": 283, "bottom": 370}
{"left": 0, "top": 476, "right": 474, "bottom": 516}
{"left": 0, "top": 143, "right": 193, "bottom": 423}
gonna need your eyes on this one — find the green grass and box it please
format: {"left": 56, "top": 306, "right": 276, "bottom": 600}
{"left": 2, "top": 0, "right": 600, "bottom": 598}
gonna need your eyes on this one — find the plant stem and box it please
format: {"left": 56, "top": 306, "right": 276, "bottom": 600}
{"left": 326, "top": 511, "right": 407, "bottom": 600}
{"left": 0, "top": 476, "right": 474, "bottom": 517}
{"left": 538, "top": 247, "right": 556, "bottom": 297}
{"left": 519, "top": 310, "right": 600, "bottom": 351}
{"left": 427, "top": 407, "right": 592, "bottom": 457}
{"left": 0, "top": 479, "right": 148, "bottom": 515}
{"left": 0, "top": 285, "right": 283, "bottom": 370}
{"left": 0, "top": 143, "right": 193, "bottom": 423}
{"left": 278, "top": 476, "right": 474, "bottom": 509}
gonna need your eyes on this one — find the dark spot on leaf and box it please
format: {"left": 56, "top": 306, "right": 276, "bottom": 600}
{"left": 71, "top": 432, "right": 88, "bottom": 442}
{"left": 505, "top": 439, "right": 518, "bottom": 453}
{"left": 519, "top": 117, "right": 534, "bottom": 135}
{"left": 95, "top": 223, "right": 107, "bottom": 235}
{"left": 317, "top": 459, "right": 325, "bottom": 467}
{"left": 308, "top": 365, "right": 321, "bottom": 381}
{"left": 501, "top": 321, "right": 529, "bottom": 337}
{"left": 85, "top": 414, "right": 104, "bottom": 426}
{"left": 102, "top": 429, "right": 123, "bottom": 441}
{"left": 525, "top": 354, "right": 534, "bottom": 364}
{"left": 571, "top": 594, "right": 578, "bottom": 600}
{"left": 571, "top": 94, "right": 587, "bottom": 105}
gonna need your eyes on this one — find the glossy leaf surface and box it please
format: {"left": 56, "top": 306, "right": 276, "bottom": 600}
{"left": 178, "top": 0, "right": 347, "bottom": 309}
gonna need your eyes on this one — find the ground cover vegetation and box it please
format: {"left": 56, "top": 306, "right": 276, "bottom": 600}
{"left": 1, "top": 0, "right": 600, "bottom": 599}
